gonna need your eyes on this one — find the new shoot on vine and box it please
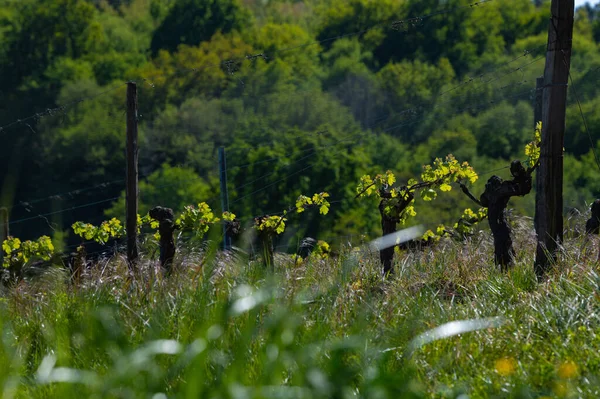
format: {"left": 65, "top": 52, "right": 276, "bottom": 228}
{"left": 254, "top": 192, "right": 330, "bottom": 269}
{"left": 357, "top": 155, "right": 479, "bottom": 275}
{"left": 2, "top": 236, "right": 55, "bottom": 282}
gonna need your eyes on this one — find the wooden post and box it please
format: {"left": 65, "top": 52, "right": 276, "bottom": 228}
{"left": 534, "top": 0, "right": 574, "bottom": 279}
{"left": 0, "top": 207, "right": 8, "bottom": 266}
{"left": 218, "top": 147, "right": 231, "bottom": 250}
{"left": 533, "top": 76, "right": 543, "bottom": 233}
{"left": 534, "top": 77, "right": 544, "bottom": 128}
{"left": 126, "top": 82, "right": 139, "bottom": 267}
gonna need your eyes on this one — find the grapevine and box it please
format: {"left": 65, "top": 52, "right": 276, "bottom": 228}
{"left": 311, "top": 240, "right": 331, "bottom": 260}
{"left": 73, "top": 203, "right": 222, "bottom": 244}
{"left": 296, "top": 192, "right": 331, "bottom": 215}
{"left": 65, "top": 192, "right": 330, "bottom": 272}
{"left": 175, "top": 202, "right": 220, "bottom": 238}
{"left": 458, "top": 124, "right": 541, "bottom": 270}
{"left": 291, "top": 239, "right": 331, "bottom": 265}
{"left": 254, "top": 192, "right": 330, "bottom": 238}
{"left": 222, "top": 211, "right": 236, "bottom": 222}
{"left": 357, "top": 155, "right": 478, "bottom": 274}
{"left": 2, "top": 236, "right": 55, "bottom": 279}
{"left": 254, "top": 192, "right": 330, "bottom": 268}
{"left": 72, "top": 218, "right": 125, "bottom": 244}
{"left": 422, "top": 207, "right": 488, "bottom": 242}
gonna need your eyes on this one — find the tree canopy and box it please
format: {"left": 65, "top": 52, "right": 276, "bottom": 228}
{"left": 2, "top": 0, "right": 599, "bottom": 249}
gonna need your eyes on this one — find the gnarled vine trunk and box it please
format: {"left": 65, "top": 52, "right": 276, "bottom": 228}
{"left": 257, "top": 230, "right": 274, "bottom": 270}
{"left": 149, "top": 206, "right": 176, "bottom": 275}
{"left": 379, "top": 201, "right": 398, "bottom": 275}
{"left": 586, "top": 199, "right": 600, "bottom": 261}
{"left": 378, "top": 189, "right": 414, "bottom": 275}
{"left": 478, "top": 161, "right": 533, "bottom": 271}
{"left": 71, "top": 245, "right": 86, "bottom": 286}
{"left": 586, "top": 200, "right": 600, "bottom": 234}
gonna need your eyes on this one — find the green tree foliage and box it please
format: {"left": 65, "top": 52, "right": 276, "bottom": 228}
{"left": 251, "top": 23, "right": 324, "bottom": 87}
{"left": 138, "top": 31, "right": 255, "bottom": 110}
{"left": 150, "top": 0, "right": 250, "bottom": 54}
{"left": 447, "top": 101, "right": 533, "bottom": 160}
{"left": 1, "top": 0, "right": 97, "bottom": 91}
{"left": 4, "top": 0, "right": 600, "bottom": 251}
{"left": 141, "top": 97, "right": 245, "bottom": 175}
{"left": 105, "top": 164, "right": 216, "bottom": 220}
{"left": 39, "top": 81, "right": 127, "bottom": 186}
{"left": 89, "top": 12, "right": 149, "bottom": 84}
{"left": 314, "top": 0, "right": 402, "bottom": 58}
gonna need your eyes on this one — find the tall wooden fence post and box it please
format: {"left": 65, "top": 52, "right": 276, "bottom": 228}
{"left": 0, "top": 208, "right": 8, "bottom": 266}
{"left": 126, "top": 82, "right": 139, "bottom": 267}
{"left": 533, "top": 76, "right": 543, "bottom": 233}
{"left": 219, "top": 147, "right": 231, "bottom": 250}
{"left": 534, "top": 0, "right": 574, "bottom": 279}
{"left": 534, "top": 77, "right": 544, "bottom": 127}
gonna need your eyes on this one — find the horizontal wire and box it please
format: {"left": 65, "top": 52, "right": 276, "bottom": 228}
{"left": 0, "top": 82, "right": 127, "bottom": 136}
{"left": 222, "top": 60, "right": 544, "bottom": 177}
{"left": 8, "top": 197, "right": 120, "bottom": 226}
{"left": 5, "top": 1, "right": 497, "bottom": 212}
{"left": 3, "top": 1, "right": 530, "bottom": 215}
{"left": 8, "top": 5, "right": 579, "bottom": 228}
{"left": 2, "top": 78, "right": 540, "bottom": 228}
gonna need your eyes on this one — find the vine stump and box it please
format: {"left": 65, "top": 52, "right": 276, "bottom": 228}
{"left": 149, "top": 206, "right": 176, "bottom": 275}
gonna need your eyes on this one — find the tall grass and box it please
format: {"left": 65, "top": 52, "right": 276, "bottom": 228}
{"left": 2, "top": 217, "right": 600, "bottom": 398}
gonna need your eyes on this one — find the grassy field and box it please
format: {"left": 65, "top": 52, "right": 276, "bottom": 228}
{"left": 1, "top": 217, "right": 600, "bottom": 398}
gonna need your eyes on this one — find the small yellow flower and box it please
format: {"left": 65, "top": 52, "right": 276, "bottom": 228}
{"left": 351, "top": 280, "right": 363, "bottom": 291}
{"left": 495, "top": 357, "right": 517, "bottom": 376}
{"left": 557, "top": 361, "right": 578, "bottom": 379}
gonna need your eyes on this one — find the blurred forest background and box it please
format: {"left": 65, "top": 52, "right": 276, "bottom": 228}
{"left": 1, "top": 0, "right": 600, "bottom": 251}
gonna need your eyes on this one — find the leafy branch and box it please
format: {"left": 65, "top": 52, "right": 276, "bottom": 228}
{"left": 357, "top": 155, "right": 478, "bottom": 275}
{"left": 2, "top": 236, "right": 55, "bottom": 269}
{"left": 357, "top": 155, "right": 478, "bottom": 226}
{"left": 254, "top": 192, "right": 331, "bottom": 268}
{"left": 72, "top": 218, "right": 125, "bottom": 244}
{"left": 422, "top": 207, "right": 488, "bottom": 242}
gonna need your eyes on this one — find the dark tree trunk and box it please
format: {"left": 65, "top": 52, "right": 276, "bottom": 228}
{"left": 149, "top": 206, "right": 176, "bottom": 275}
{"left": 479, "top": 161, "right": 533, "bottom": 271}
{"left": 71, "top": 244, "right": 86, "bottom": 285}
{"left": 377, "top": 189, "right": 414, "bottom": 276}
{"left": 586, "top": 200, "right": 600, "bottom": 262}
{"left": 225, "top": 218, "right": 241, "bottom": 242}
{"left": 6, "top": 261, "right": 22, "bottom": 285}
{"left": 258, "top": 230, "right": 274, "bottom": 270}
{"left": 483, "top": 190, "right": 514, "bottom": 270}
{"left": 379, "top": 200, "right": 398, "bottom": 275}
{"left": 586, "top": 200, "right": 600, "bottom": 234}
